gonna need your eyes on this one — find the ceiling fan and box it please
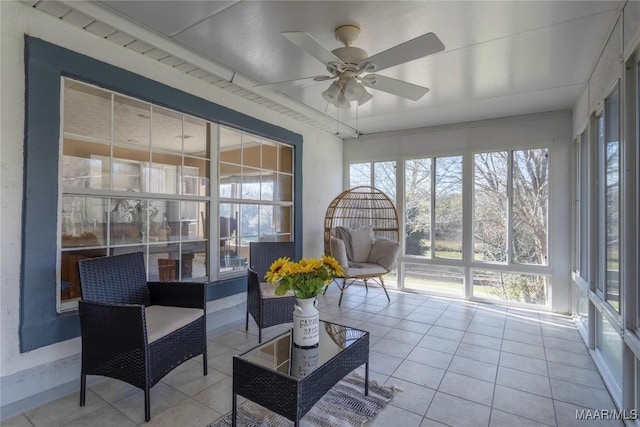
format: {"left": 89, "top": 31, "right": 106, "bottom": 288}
{"left": 257, "top": 25, "right": 445, "bottom": 109}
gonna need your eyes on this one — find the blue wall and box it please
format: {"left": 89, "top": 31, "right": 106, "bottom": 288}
{"left": 21, "top": 36, "right": 303, "bottom": 352}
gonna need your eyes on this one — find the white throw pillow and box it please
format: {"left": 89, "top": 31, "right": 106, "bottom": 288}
{"left": 330, "top": 237, "right": 349, "bottom": 269}
{"left": 367, "top": 237, "right": 401, "bottom": 271}
{"left": 349, "top": 228, "right": 374, "bottom": 263}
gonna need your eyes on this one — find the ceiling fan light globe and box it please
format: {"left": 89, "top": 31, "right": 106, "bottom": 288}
{"left": 343, "top": 79, "right": 361, "bottom": 101}
{"left": 357, "top": 89, "right": 373, "bottom": 106}
{"left": 322, "top": 81, "right": 342, "bottom": 103}
{"left": 337, "top": 93, "right": 351, "bottom": 109}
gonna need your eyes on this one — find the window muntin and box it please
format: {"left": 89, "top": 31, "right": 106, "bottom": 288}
{"left": 60, "top": 79, "right": 212, "bottom": 308}
{"left": 218, "top": 126, "right": 294, "bottom": 275}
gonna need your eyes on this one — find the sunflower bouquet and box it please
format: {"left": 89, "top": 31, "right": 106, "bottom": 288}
{"left": 265, "top": 255, "right": 345, "bottom": 299}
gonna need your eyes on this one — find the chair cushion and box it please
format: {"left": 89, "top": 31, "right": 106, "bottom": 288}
{"left": 343, "top": 263, "right": 388, "bottom": 277}
{"left": 368, "top": 237, "right": 401, "bottom": 271}
{"left": 349, "top": 228, "right": 374, "bottom": 263}
{"left": 260, "top": 282, "right": 294, "bottom": 299}
{"left": 330, "top": 237, "right": 349, "bottom": 269}
{"left": 145, "top": 305, "right": 203, "bottom": 343}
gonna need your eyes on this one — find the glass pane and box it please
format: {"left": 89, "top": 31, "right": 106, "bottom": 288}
{"left": 220, "top": 127, "right": 242, "bottom": 164}
{"left": 259, "top": 205, "right": 275, "bottom": 238}
{"left": 473, "top": 270, "right": 548, "bottom": 305}
{"left": 182, "top": 159, "right": 209, "bottom": 196}
{"left": 597, "top": 114, "right": 605, "bottom": 293}
{"left": 405, "top": 158, "right": 431, "bottom": 257}
{"left": 62, "top": 139, "right": 110, "bottom": 190}
{"left": 261, "top": 171, "right": 275, "bottom": 201}
{"left": 350, "top": 163, "right": 371, "bottom": 187}
{"left": 180, "top": 201, "right": 207, "bottom": 241}
{"left": 435, "top": 156, "right": 463, "bottom": 259}
{"left": 184, "top": 116, "right": 208, "bottom": 157}
{"left": 242, "top": 134, "right": 261, "bottom": 168}
{"left": 277, "top": 173, "right": 293, "bottom": 202}
{"left": 219, "top": 204, "right": 243, "bottom": 273}
{"left": 275, "top": 206, "right": 292, "bottom": 237}
{"left": 512, "top": 148, "right": 549, "bottom": 265}
{"left": 263, "top": 141, "right": 278, "bottom": 171}
{"left": 109, "top": 198, "right": 149, "bottom": 245}
{"left": 576, "top": 287, "right": 589, "bottom": 330}
{"left": 60, "top": 248, "right": 108, "bottom": 302}
{"left": 403, "top": 263, "right": 464, "bottom": 297}
{"left": 240, "top": 204, "right": 259, "bottom": 241}
{"left": 63, "top": 80, "right": 111, "bottom": 141}
{"left": 280, "top": 144, "right": 293, "bottom": 174}
{"left": 114, "top": 95, "right": 150, "bottom": 147}
{"left": 61, "top": 196, "right": 107, "bottom": 248}
{"left": 147, "top": 152, "right": 179, "bottom": 194}
{"left": 151, "top": 106, "right": 182, "bottom": 153}
{"left": 242, "top": 168, "right": 261, "bottom": 200}
{"left": 578, "top": 132, "right": 589, "bottom": 277}
{"left": 597, "top": 312, "right": 622, "bottom": 386}
{"left": 148, "top": 242, "right": 180, "bottom": 281}
{"left": 181, "top": 243, "right": 210, "bottom": 281}
{"left": 220, "top": 163, "right": 241, "bottom": 198}
{"left": 374, "top": 161, "right": 396, "bottom": 203}
{"left": 112, "top": 147, "right": 148, "bottom": 192}
{"left": 605, "top": 87, "right": 620, "bottom": 312}
{"left": 474, "top": 152, "right": 507, "bottom": 262}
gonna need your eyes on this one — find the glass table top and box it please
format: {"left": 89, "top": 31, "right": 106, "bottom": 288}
{"left": 237, "top": 321, "right": 367, "bottom": 379}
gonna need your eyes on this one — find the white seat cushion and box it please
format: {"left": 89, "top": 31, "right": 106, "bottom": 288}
{"left": 343, "top": 263, "right": 387, "bottom": 277}
{"left": 145, "top": 305, "right": 203, "bottom": 343}
{"left": 260, "top": 282, "right": 294, "bottom": 299}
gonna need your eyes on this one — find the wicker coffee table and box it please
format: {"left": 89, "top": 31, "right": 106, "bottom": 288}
{"left": 232, "top": 320, "right": 369, "bottom": 426}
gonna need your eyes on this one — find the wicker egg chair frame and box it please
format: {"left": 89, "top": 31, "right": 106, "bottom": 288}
{"left": 323, "top": 186, "right": 400, "bottom": 303}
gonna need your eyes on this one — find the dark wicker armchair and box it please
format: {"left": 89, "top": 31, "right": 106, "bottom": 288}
{"left": 77, "top": 252, "right": 207, "bottom": 422}
{"left": 246, "top": 242, "right": 296, "bottom": 343}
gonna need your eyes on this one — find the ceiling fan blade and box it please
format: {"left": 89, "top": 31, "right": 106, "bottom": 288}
{"left": 254, "top": 75, "right": 334, "bottom": 91}
{"left": 361, "top": 74, "right": 429, "bottom": 101}
{"left": 359, "top": 32, "right": 444, "bottom": 72}
{"left": 282, "top": 31, "right": 345, "bottom": 67}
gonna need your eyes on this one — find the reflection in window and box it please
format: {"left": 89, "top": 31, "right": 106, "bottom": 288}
{"left": 218, "top": 126, "right": 294, "bottom": 275}
{"left": 59, "top": 78, "right": 210, "bottom": 306}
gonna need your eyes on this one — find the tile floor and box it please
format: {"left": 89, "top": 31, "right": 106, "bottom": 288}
{"left": 4, "top": 284, "right": 623, "bottom": 427}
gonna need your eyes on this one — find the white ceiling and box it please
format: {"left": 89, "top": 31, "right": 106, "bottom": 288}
{"left": 95, "top": 0, "right": 622, "bottom": 136}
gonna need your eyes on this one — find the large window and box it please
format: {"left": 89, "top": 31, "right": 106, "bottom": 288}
{"left": 352, "top": 148, "right": 549, "bottom": 305}
{"left": 218, "top": 126, "right": 294, "bottom": 274}
{"left": 472, "top": 148, "right": 549, "bottom": 305}
{"left": 404, "top": 156, "right": 462, "bottom": 260}
{"left": 58, "top": 79, "right": 294, "bottom": 310}
{"left": 60, "top": 79, "right": 211, "bottom": 309}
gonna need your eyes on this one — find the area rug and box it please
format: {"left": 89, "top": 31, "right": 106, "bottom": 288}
{"left": 207, "top": 372, "right": 400, "bottom": 427}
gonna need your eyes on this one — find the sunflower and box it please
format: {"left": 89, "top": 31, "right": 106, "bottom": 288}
{"left": 265, "top": 257, "right": 291, "bottom": 283}
{"left": 321, "top": 255, "right": 344, "bottom": 276}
